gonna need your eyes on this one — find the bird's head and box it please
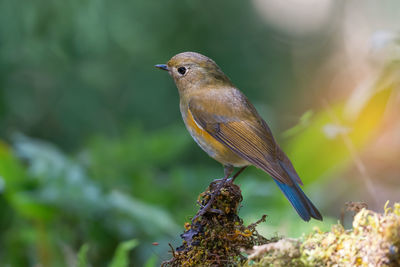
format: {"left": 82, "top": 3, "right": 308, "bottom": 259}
{"left": 155, "top": 52, "right": 233, "bottom": 95}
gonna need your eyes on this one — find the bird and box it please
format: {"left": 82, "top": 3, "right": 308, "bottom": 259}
{"left": 155, "top": 52, "right": 322, "bottom": 222}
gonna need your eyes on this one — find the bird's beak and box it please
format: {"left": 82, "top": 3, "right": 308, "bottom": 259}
{"left": 155, "top": 64, "right": 169, "bottom": 71}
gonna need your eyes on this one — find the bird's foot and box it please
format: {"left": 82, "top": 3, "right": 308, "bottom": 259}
{"left": 209, "top": 208, "right": 224, "bottom": 215}
{"left": 211, "top": 177, "right": 233, "bottom": 185}
{"left": 192, "top": 177, "right": 230, "bottom": 223}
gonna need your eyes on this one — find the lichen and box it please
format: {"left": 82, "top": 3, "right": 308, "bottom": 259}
{"left": 245, "top": 238, "right": 303, "bottom": 267}
{"left": 162, "top": 177, "right": 400, "bottom": 267}
{"left": 244, "top": 202, "right": 400, "bottom": 267}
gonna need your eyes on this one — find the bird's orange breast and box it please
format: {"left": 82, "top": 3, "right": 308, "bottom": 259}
{"left": 184, "top": 108, "right": 248, "bottom": 167}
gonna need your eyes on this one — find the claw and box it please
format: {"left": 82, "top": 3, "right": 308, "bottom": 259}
{"left": 209, "top": 208, "right": 224, "bottom": 215}
{"left": 191, "top": 170, "right": 236, "bottom": 223}
{"left": 211, "top": 177, "right": 232, "bottom": 185}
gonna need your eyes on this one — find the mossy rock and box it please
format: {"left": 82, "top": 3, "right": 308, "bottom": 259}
{"left": 244, "top": 202, "right": 400, "bottom": 267}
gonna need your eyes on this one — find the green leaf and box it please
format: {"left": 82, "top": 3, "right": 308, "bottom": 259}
{"left": 144, "top": 254, "right": 157, "bottom": 267}
{"left": 0, "top": 140, "right": 26, "bottom": 193}
{"left": 9, "top": 192, "right": 54, "bottom": 220}
{"left": 108, "top": 191, "right": 179, "bottom": 236}
{"left": 77, "top": 244, "right": 90, "bottom": 267}
{"left": 109, "top": 239, "right": 139, "bottom": 267}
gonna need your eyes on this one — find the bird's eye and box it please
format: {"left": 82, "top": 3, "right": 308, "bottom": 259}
{"left": 177, "top": 66, "right": 187, "bottom": 75}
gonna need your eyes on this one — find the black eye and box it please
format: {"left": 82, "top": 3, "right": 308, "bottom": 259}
{"left": 177, "top": 66, "right": 186, "bottom": 75}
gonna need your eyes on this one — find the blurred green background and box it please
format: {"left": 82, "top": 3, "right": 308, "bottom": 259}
{"left": 0, "top": 0, "right": 399, "bottom": 266}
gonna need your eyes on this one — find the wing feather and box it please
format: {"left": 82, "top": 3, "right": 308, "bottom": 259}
{"left": 188, "top": 94, "right": 294, "bottom": 185}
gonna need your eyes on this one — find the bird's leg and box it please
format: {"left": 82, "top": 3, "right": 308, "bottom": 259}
{"left": 211, "top": 165, "right": 234, "bottom": 184}
{"left": 229, "top": 166, "right": 248, "bottom": 183}
{"left": 215, "top": 165, "right": 235, "bottom": 188}
{"left": 192, "top": 166, "right": 234, "bottom": 222}
{"left": 211, "top": 166, "right": 248, "bottom": 184}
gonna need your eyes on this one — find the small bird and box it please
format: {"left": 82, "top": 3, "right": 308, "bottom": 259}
{"left": 155, "top": 52, "right": 322, "bottom": 221}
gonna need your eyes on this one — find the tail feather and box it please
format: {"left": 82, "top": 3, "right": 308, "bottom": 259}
{"left": 275, "top": 161, "right": 323, "bottom": 221}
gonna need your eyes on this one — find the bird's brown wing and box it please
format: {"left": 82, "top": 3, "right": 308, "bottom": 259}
{"left": 188, "top": 91, "right": 293, "bottom": 185}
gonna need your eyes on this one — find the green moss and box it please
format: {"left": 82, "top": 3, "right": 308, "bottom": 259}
{"left": 244, "top": 202, "right": 400, "bottom": 267}
{"left": 162, "top": 181, "right": 272, "bottom": 266}
{"left": 163, "top": 176, "right": 400, "bottom": 267}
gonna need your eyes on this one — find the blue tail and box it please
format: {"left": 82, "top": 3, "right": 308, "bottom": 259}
{"left": 274, "top": 162, "right": 322, "bottom": 221}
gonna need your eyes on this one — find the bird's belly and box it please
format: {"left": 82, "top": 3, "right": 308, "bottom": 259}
{"left": 184, "top": 110, "right": 248, "bottom": 167}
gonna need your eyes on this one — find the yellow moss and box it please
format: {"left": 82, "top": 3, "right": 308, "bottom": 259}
{"left": 162, "top": 181, "right": 269, "bottom": 266}
{"left": 163, "top": 177, "right": 399, "bottom": 267}
{"left": 244, "top": 202, "right": 400, "bottom": 267}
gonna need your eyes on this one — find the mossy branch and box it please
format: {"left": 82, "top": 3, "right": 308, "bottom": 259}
{"left": 162, "top": 181, "right": 271, "bottom": 266}
{"left": 162, "top": 179, "right": 400, "bottom": 267}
